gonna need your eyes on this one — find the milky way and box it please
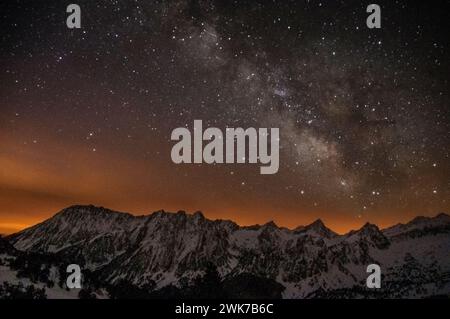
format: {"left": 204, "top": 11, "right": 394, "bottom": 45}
{"left": 1, "top": 0, "right": 449, "bottom": 233}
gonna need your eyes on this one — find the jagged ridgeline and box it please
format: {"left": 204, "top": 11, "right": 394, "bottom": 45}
{"left": 1, "top": 205, "right": 449, "bottom": 299}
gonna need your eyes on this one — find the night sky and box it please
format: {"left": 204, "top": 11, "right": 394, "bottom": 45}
{"left": 1, "top": 0, "right": 449, "bottom": 234}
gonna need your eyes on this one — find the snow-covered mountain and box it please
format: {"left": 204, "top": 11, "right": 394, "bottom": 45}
{"left": 2, "top": 205, "right": 450, "bottom": 298}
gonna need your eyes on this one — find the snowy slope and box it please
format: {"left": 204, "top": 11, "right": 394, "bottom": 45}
{"left": 4, "top": 205, "right": 450, "bottom": 298}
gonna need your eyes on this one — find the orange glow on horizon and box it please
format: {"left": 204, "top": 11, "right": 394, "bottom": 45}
{"left": 1, "top": 127, "right": 448, "bottom": 237}
{"left": 0, "top": 202, "right": 433, "bottom": 236}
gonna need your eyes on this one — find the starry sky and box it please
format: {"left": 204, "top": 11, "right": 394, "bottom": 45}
{"left": 1, "top": 0, "right": 449, "bottom": 234}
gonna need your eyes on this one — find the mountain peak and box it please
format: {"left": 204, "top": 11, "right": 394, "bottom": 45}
{"left": 407, "top": 212, "right": 450, "bottom": 226}
{"left": 263, "top": 220, "right": 278, "bottom": 228}
{"left": 409, "top": 215, "right": 428, "bottom": 225}
{"left": 347, "top": 222, "right": 390, "bottom": 249}
{"left": 57, "top": 205, "right": 132, "bottom": 218}
{"left": 193, "top": 211, "right": 205, "bottom": 219}
{"left": 382, "top": 211, "right": 450, "bottom": 238}
{"left": 350, "top": 222, "right": 382, "bottom": 237}
{"left": 435, "top": 212, "right": 449, "bottom": 220}
{"left": 309, "top": 218, "right": 325, "bottom": 228}
{"left": 361, "top": 222, "right": 379, "bottom": 231}
{"left": 304, "top": 219, "right": 336, "bottom": 238}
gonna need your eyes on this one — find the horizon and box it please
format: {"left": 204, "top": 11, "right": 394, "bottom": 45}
{"left": 0, "top": 204, "right": 447, "bottom": 236}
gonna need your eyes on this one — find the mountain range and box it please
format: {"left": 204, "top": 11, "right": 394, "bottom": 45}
{"left": 1, "top": 205, "right": 449, "bottom": 299}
